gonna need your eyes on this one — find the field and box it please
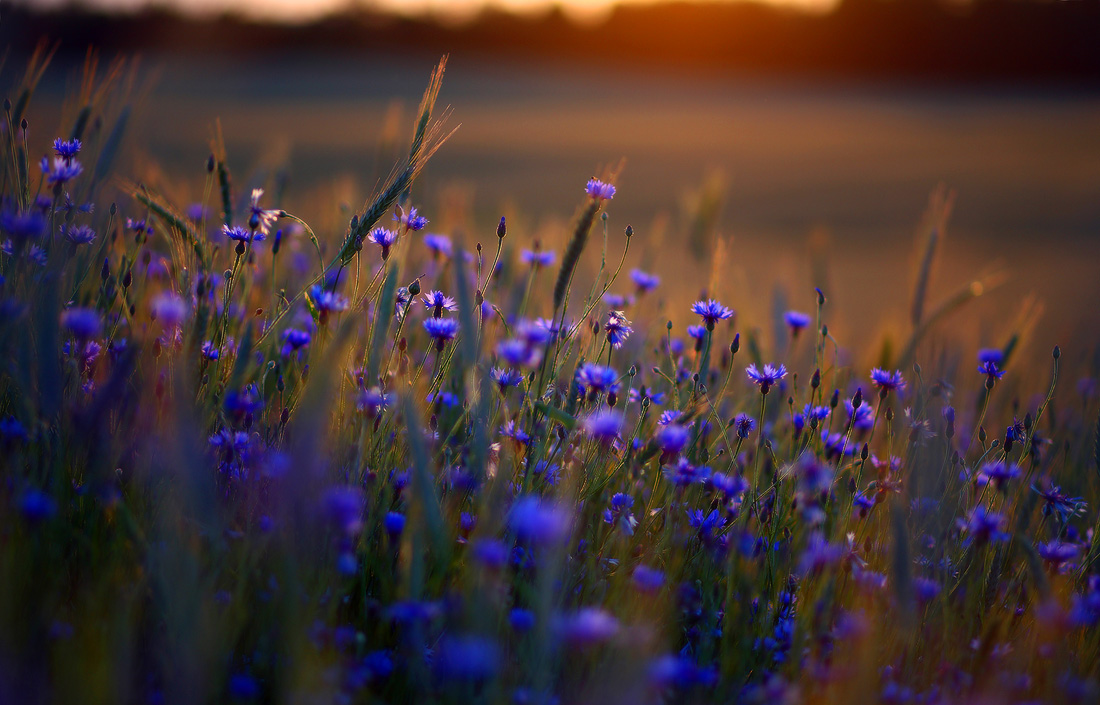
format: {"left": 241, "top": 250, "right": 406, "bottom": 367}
{"left": 3, "top": 50, "right": 1100, "bottom": 703}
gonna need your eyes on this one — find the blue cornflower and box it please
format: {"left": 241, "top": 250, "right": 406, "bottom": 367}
{"left": 845, "top": 399, "right": 874, "bottom": 431}
{"left": 509, "top": 608, "right": 536, "bottom": 632}
{"left": 491, "top": 367, "right": 525, "bottom": 391}
{"left": 384, "top": 511, "right": 406, "bottom": 538}
{"left": 281, "top": 328, "right": 312, "bottom": 356}
{"left": 423, "top": 290, "right": 458, "bottom": 317}
{"left": 356, "top": 387, "right": 394, "bottom": 417}
{"left": 978, "top": 348, "right": 1004, "bottom": 366}
{"left": 201, "top": 341, "right": 220, "bottom": 360}
{"left": 521, "top": 248, "right": 555, "bottom": 268}
{"left": 976, "top": 460, "right": 1021, "bottom": 489}
{"left": 630, "top": 268, "right": 660, "bottom": 293}
{"left": 151, "top": 292, "right": 188, "bottom": 327}
{"left": 367, "top": 227, "right": 399, "bottom": 259}
{"left": 423, "top": 233, "right": 452, "bottom": 257}
{"left": 687, "top": 325, "right": 707, "bottom": 342}
{"left": 1038, "top": 540, "right": 1080, "bottom": 568}
{"left": 517, "top": 319, "right": 554, "bottom": 347}
{"left": 870, "top": 368, "right": 906, "bottom": 394}
{"left": 393, "top": 205, "right": 428, "bottom": 232}
{"left": 223, "top": 224, "right": 265, "bottom": 243}
{"left": 979, "top": 360, "right": 1005, "bottom": 384}
{"left": 501, "top": 419, "right": 531, "bottom": 445}
{"left": 745, "top": 363, "right": 787, "bottom": 395}
{"left": 605, "top": 310, "right": 632, "bottom": 349}
{"left": 557, "top": 608, "right": 620, "bottom": 646}
{"left": 433, "top": 635, "right": 499, "bottom": 683}
{"left": 957, "top": 506, "right": 1008, "bottom": 544}
{"left": 784, "top": 310, "right": 812, "bottom": 336}
{"left": 423, "top": 317, "right": 459, "bottom": 349}
{"left": 655, "top": 423, "right": 690, "bottom": 455}
{"left": 657, "top": 409, "right": 682, "bottom": 426}
{"left": 0, "top": 209, "right": 46, "bottom": 242}
{"left": 691, "top": 299, "right": 734, "bottom": 329}
{"left": 62, "top": 224, "right": 95, "bottom": 245}
{"left": 60, "top": 307, "right": 102, "bottom": 339}
{"left": 732, "top": 413, "right": 756, "bottom": 439}
{"left": 52, "top": 138, "right": 82, "bottom": 162}
{"left": 821, "top": 429, "right": 858, "bottom": 458}
{"left": 576, "top": 362, "right": 618, "bottom": 394}
{"left": 322, "top": 486, "right": 365, "bottom": 536}
{"left": 248, "top": 188, "right": 280, "bottom": 235}
{"left": 508, "top": 496, "right": 572, "bottom": 546}
{"left": 602, "top": 292, "right": 631, "bottom": 308}
{"left": 649, "top": 654, "right": 718, "bottom": 690}
{"left": 585, "top": 178, "right": 616, "bottom": 201}
{"left": 309, "top": 285, "right": 349, "bottom": 321}
{"left": 603, "top": 492, "right": 637, "bottom": 534}
{"left": 496, "top": 338, "right": 541, "bottom": 368}
{"left": 19, "top": 489, "right": 57, "bottom": 523}
{"left": 1032, "top": 483, "right": 1087, "bottom": 520}
{"left": 583, "top": 410, "right": 624, "bottom": 444}
{"left": 41, "top": 156, "right": 83, "bottom": 184}
{"left": 632, "top": 565, "right": 665, "bottom": 593}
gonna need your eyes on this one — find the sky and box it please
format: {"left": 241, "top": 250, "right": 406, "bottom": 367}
{"left": 17, "top": 0, "right": 839, "bottom": 24}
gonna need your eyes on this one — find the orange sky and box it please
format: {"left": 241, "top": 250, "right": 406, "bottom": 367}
{"left": 27, "top": 0, "right": 839, "bottom": 24}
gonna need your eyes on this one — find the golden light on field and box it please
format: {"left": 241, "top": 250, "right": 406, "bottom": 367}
{"left": 23, "top": 0, "right": 841, "bottom": 24}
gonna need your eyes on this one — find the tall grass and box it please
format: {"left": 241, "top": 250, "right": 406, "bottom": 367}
{"left": 2, "top": 53, "right": 1099, "bottom": 705}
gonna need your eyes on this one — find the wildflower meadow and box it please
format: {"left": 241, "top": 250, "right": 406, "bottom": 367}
{"left": 3, "top": 51, "right": 1100, "bottom": 705}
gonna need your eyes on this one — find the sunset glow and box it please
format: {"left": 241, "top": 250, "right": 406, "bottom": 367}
{"left": 21, "top": 0, "right": 840, "bottom": 24}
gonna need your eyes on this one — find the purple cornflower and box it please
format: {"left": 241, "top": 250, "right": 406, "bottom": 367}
{"left": 223, "top": 224, "right": 265, "bottom": 243}
{"left": 585, "top": 178, "right": 616, "bottom": 201}
{"left": 423, "top": 317, "right": 459, "bottom": 349}
{"left": 746, "top": 363, "right": 787, "bottom": 395}
{"left": 576, "top": 363, "right": 618, "bottom": 394}
{"left": 248, "top": 188, "right": 280, "bottom": 235}
{"left": 367, "top": 227, "right": 399, "bottom": 259}
{"left": 393, "top": 205, "right": 428, "bottom": 232}
{"left": 605, "top": 310, "right": 632, "bottom": 349}
{"left": 870, "top": 368, "right": 906, "bottom": 395}
{"left": 732, "top": 413, "right": 756, "bottom": 439}
{"left": 41, "top": 156, "right": 83, "bottom": 184}
{"left": 691, "top": 299, "right": 734, "bottom": 330}
{"left": 630, "top": 268, "right": 660, "bottom": 293}
{"left": 784, "top": 310, "right": 812, "bottom": 336}
{"left": 422, "top": 290, "right": 458, "bottom": 317}
{"left": 62, "top": 224, "right": 95, "bottom": 245}
{"left": 52, "top": 138, "right": 81, "bottom": 163}
{"left": 60, "top": 307, "right": 102, "bottom": 339}
{"left": 583, "top": 410, "right": 624, "bottom": 444}
{"left": 796, "top": 532, "right": 846, "bottom": 576}
{"left": 508, "top": 496, "right": 572, "bottom": 546}
{"left": 521, "top": 248, "right": 555, "bottom": 268}
{"left": 492, "top": 367, "right": 525, "bottom": 392}
{"left": 423, "top": 233, "right": 452, "bottom": 257}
